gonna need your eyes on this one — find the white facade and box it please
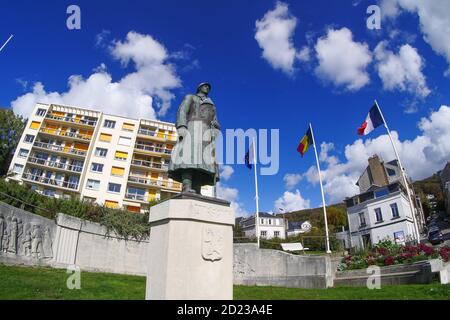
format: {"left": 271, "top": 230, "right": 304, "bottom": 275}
{"left": 8, "top": 103, "right": 182, "bottom": 212}
{"left": 241, "top": 214, "right": 286, "bottom": 240}
{"left": 346, "top": 186, "right": 416, "bottom": 249}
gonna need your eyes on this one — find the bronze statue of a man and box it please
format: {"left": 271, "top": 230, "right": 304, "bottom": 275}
{"left": 168, "top": 82, "right": 220, "bottom": 194}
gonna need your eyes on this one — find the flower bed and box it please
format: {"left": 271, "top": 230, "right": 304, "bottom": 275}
{"left": 339, "top": 239, "right": 450, "bottom": 271}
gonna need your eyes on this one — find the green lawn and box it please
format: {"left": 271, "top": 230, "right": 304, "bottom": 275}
{"left": 0, "top": 264, "right": 449, "bottom": 300}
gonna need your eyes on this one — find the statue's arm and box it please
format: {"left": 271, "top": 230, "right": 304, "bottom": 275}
{"left": 211, "top": 106, "right": 220, "bottom": 130}
{"left": 176, "top": 95, "right": 192, "bottom": 129}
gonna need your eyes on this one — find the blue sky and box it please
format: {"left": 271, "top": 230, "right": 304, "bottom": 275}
{"left": 1, "top": 0, "right": 450, "bottom": 216}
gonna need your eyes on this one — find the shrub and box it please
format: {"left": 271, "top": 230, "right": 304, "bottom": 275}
{"left": 0, "top": 179, "right": 151, "bottom": 240}
{"left": 341, "top": 239, "right": 445, "bottom": 270}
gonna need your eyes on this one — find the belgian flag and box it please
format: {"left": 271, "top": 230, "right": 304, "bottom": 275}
{"left": 297, "top": 127, "right": 313, "bottom": 157}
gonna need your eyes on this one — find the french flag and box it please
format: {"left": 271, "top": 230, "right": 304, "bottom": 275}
{"left": 357, "top": 104, "right": 384, "bottom": 136}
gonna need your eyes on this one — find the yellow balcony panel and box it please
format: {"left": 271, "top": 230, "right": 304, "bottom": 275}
{"left": 30, "top": 121, "right": 41, "bottom": 130}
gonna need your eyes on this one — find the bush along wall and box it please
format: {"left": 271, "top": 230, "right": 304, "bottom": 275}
{"left": 0, "top": 179, "right": 152, "bottom": 240}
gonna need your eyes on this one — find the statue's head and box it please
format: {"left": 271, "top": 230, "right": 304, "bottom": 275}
{"left": 196, "top": 82, "right": 211, "bottom": 95}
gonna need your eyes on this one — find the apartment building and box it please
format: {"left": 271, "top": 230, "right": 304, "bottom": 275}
{"left": 7, "top": 103, "right": 182, "bottom": 213}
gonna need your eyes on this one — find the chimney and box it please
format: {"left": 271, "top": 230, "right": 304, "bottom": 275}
{"left": 368, "top": 155, "right": 389, "bottom": 187}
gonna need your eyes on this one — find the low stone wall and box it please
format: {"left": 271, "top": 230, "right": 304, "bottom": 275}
{"left": 334, "top": 261, "right": 433, "bottom": 287}
{"left": 0, "top": 202, "right": 56, "bottom": 267}
{"left": 233, "top": 243, "right": 334, "bottom": 289}
{"left": 0, "top": 203, "right": 149, "bottom": 276}
{"left": 53, "top": 214, "right": 149, "bottom": 276}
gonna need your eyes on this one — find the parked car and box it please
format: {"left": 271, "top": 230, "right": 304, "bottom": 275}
{"left": 428, "top": 229, "right": 444, "bottom": 245}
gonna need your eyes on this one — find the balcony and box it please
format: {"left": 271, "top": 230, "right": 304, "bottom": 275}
{"left": 128, "top": 176, "right": 181, "bottom": 190}
{"left": 39, "top": 127, "right": 92, "bottom": 142}
{"left": 131, "top": 159, "right": 168, "bottom": 171}
{"left": 124, "top": 193, "right": 146, "bottom": 202}
{"left": 27, "top": 157, "right": 83, "bottom": 173}
{"left": 45, "top": 113, "right": 97, "bottom": 127}
{"left": 22, "top": 173, "right": 79, "bottom": 190}
{"left": 134, "top": 143, "right": 172, "bottom": 157}
{"left": 33, "top": 141, "right": 87, "bottom": 157}
{"left": 138, "top": 128, "right": 177, "bottom": 142}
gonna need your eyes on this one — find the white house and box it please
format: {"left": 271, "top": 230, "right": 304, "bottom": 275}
{"left": 238, "top": 212, "right": 286, "bottom": 240}
{"left": 343, "top": 182, "right": 418, "bottom": 250}
{"left": 286, "top": 221, "right": 312, "bottom": 237}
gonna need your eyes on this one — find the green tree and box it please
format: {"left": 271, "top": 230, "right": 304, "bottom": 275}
{"left": 0, "top": 109, "right": 26, "bottom": 176}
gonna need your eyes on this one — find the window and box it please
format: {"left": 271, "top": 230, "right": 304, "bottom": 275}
{"left": 105, "top": 200, "right": 119, "bottom": 209}
{"left": 108, "top": 183, "right": 121, "bottom": 193}
{"left": 260, "top": 231, "right": 267, "bottom": 238}
{"left": 391, "top": 203, "right": 400, "bottom": 218}
{"left": 375, "top": 188, "right": 389, "bottom": 198}
{"left": 36, "top": 108, "right": 46, "bottom": 116}
{"left": 111, "top": 166, "right": 125, "bottom": 176}
{"left": 91, "top": 163, "right": 104, "bottom": 173}
{"left": 274, "top": 231, "right": 280, "bottom": 238}
{"left": 24, "top": 134, "right": 35, "bottom": 143}
{"left": 375, "top": 208, "right": 383, "bottom": 222}
{"left": 387, "top": 168, "right": 397, "bottom": 176}
{"left": 83, "top": 197, "right": 96, "bottom": 204}
{"left": 29, "top": 121, "right": 41, "bottom": 130}
{"left": 12, "top": 164, "right": 23, "bottom": 174}
{"left": 86, "top": 179, "right": 100, "bottom": 191}
{"left": 268, "top": 219, "right": 272, "bottom": 225}
{"left": 122, "top": 123, "right": 135, "bottom": 131}
{"left": 126, "top": 187, "right": 145, "bottom": 200}
{"left": 260, "top": 218, "right": 264, "bottom": 225}
{"left": 114, "top": 151, "right": 128, "bottom": 161}
{"left": 43, "top": 189, "right": 55, "bottom": 197}
{"left": 103, "top": 120, "right": 116, "bottom": 128}
{"left": 18, "top": 149, "right": 29, "bottom": 158}
{"left": 118, "top": 136, "right": 131, "bottom": 146}
{"left": 94, "top": 148, "right": 108, "bottom": 157}
{"left": 359, "top": 212, "right": 366, "bottom": 227}
{"left": 99, "top": 133, "right": 112, "bottom": 142}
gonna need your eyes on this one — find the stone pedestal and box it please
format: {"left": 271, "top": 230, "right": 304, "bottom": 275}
{"left": 145, "top": 195, "right": 235, "bottom": 300}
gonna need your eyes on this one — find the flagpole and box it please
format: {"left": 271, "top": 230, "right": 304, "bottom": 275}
{"left": 252, "top": 137, "right": 260, "bottom": 248}
{"left": 374, "top": 100, "right": 421, "bottom": 243}
{"left": 0, "top": 34, "right": 13, "bottom": 53}
{"left": 309, "top": 123, "right": 332, "bottom": 254}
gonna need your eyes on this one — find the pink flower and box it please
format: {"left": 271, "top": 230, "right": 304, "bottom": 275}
{"left": 384, "top": 256, "right": 395, "bottom": 266}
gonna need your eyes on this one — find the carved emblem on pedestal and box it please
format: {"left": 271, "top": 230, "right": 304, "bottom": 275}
{"left": 202, "top": 226, "right": 224, "bottom": 262}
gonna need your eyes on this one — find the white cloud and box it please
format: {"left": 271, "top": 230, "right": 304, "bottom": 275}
{"left": 296, "top": 46, "right": 311, "bottom": 62}
{"left": 303, "top": 106, "right": 450, "bottom": 203}
{"left": 220, "top": 165, "right": 234, "bottom": 181}
{"left": 11, "top": 31, "right": 181, "bottom": 119}
{"left": 381, "top": 0, "right": 450, "bottom": 74}
{"left": 319, "top": 142, "right": 338, "bottom": 165}
{"left": 216, "top": 182, "right": 247, "bottom": 217}
{"left": 283, "top": 173, "right": 303, "bottom": 190}
{"left": 374, "top": 42, "right": 430, "bottom": 98}
{"left": 255, "top": 2, "right": 298, "bottom": 75}
{"left": 314, "top": 27, "right": 372, "bottom": 91}
{"left": 274, "top": 190, "right": 310, "bottom": 213}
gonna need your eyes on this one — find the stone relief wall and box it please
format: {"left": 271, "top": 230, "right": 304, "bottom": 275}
{"left": 0, "top": 202, "right": 55, "bottom": 263}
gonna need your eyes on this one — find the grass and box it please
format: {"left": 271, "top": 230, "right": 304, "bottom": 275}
{"left": 0, "top": 264, "right": 449, "bottom": 300}
{"left": 0, "top": 264, "right": 145, "bottom": 300}
{"left": 234, "top": 284, "right": 450, "bottom": 300}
